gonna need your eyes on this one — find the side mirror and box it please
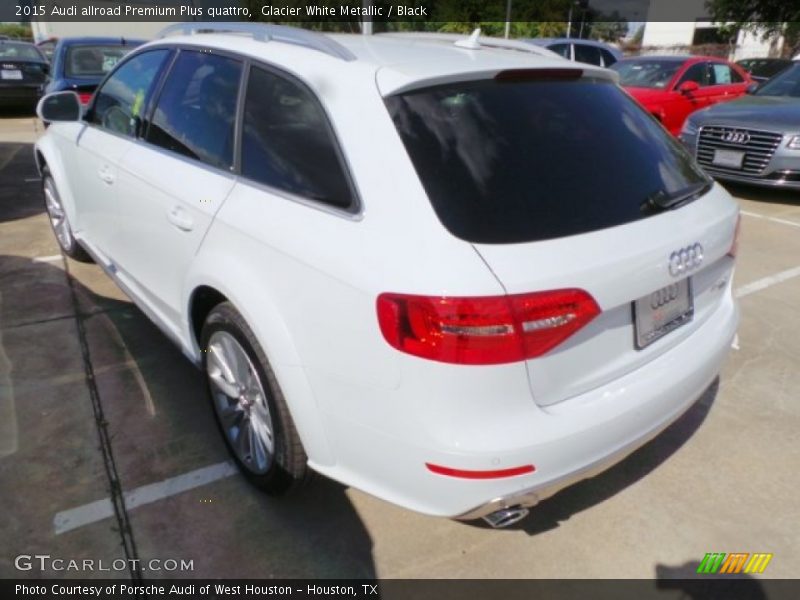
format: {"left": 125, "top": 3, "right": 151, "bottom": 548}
{"left": 37, "top": 91, "right": 82, "bottom": 123}
{"left": 745, "top": 82, "right": 759, "bottom": 95}
{"left": 678, "top": 80, "right": 700, "bottom": 94}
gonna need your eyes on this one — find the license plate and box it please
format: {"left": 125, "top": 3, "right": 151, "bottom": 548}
{"left": 633, "top": 279, "right": 694, "bottom": 349}
{"left": 712, "top": 149, "right": 744, "bottom": 169}
{"left": 1, "top": 69, "right": 23, "bottom": 80}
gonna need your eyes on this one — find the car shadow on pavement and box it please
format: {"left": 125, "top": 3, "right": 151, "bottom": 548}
{"left": 0, "top": 142, "right": 42, "bottom": 222}
{"left": 0, "top": 253, "right": 376, "bottom": 579}
{"left": 655, "top": 560, "right": 767, "bottom": 600}
{"left": 478, "top": 380, "right": 719, "bottom": 536}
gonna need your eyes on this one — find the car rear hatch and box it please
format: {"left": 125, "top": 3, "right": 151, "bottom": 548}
{"left": 0, "top": 60, "right": 47, "bottom": 85}
{"left": 385, "top": 68, "right": 739, "bottom": 407}
{"left": 474, "top": 192, "right": 737, "bottom": 406}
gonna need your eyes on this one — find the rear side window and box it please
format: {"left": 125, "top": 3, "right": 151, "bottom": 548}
{"left": 573, "top": 44, "right": 603, "bottom": 66}
{"left": 240, "top": 65, "right": 354, "bottom": 209}
{"left": 146, "top": 50, "right": 242, "bottom": 170}
{"left": 710, "top": 63, "right": 742, "bottom": 84}
{"left": 386, "top": 77, "right": 709, "bottom": 244}
{"left": 547, "top": 43, "right": 570, "bottom": 59}
{"left": 90, "top": 49, "right": 169, "bottom": 138}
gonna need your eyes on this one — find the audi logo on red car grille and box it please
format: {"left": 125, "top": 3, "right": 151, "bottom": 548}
{"left": 669, "top": 243, "right": 704, "bottom": 277}
{"left": 720, "top": 130, "right": 751, "bottom": 144}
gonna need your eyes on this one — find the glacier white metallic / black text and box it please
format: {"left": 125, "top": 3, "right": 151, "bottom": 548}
{"left": 34, "top": 24, "right": 740, "bottom": 527}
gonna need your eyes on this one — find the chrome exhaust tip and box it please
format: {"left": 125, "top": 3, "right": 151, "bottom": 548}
{"left": 482, "top": 506, "right": 530, "bottom": 529}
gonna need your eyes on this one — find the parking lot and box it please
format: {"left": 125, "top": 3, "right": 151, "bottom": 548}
{"left": 1, "top": 111, "right": 798, "bottom": 580}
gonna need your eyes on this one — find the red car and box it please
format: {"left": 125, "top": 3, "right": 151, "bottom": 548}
{"left": 611, "top": 56, "right": 752, "bottom": 136}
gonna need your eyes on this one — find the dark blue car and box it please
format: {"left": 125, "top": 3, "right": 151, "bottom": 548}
{"left": 44, "top": 37, "right": 145, "bottom": 105}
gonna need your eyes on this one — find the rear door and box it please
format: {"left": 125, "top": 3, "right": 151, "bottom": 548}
{"left": 109, "top": 49, "right": 243, "bottom": 330}
{"left": 385, "top": 73, "right": 739, "bottom": 407}
{"left": 707, "top": 61, "right": 749, "bottom": 105}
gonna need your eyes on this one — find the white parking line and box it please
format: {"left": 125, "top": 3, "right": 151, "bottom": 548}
{"left": 32, "top": 254, "right": 63, "bottom": 263}
{"left": 741, "top": 210, "right": 800, "bottom": 229}
{"left": 53, "top": 461, "right": 237, "bottom": 535}
{"left": 735, "top": 266, "right": 800, "bottom": 299}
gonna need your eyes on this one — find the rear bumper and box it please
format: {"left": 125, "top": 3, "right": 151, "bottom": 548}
{"left": 0, "top": 84, "right": 42, "bottom": 104}
{"left": 313, "top": 290, "right": 738, "bottom": 518}
{"left": 704, "top": 168, "right": 800, "bottom": 190}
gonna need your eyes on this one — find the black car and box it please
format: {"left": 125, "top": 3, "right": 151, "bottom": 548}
{"left": 736, "top": 58, "right": 793, "bottom": 83}
{"left": 0, "top": 40, "right": 49, "bottom": 108}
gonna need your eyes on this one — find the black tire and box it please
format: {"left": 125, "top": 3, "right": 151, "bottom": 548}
{"left": 201, "top": 302, "right": 310, "bottom": 494}
{"left": 42, "top": 168, "right": 93, "bottom": 262}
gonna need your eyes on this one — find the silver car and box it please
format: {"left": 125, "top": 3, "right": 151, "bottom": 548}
{"left": 680, "top": 61, "right": 800, "bottom": 189}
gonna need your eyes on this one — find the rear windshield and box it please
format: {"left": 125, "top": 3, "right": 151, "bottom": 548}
{"left": 755, "top": 63, "right": 800, "bottom": 97}
{"left": 0, "top": 42, "right": 43, "bottom": 61}
{"left": 65, "top": 45, "right": 136, "bottom": 78}
{"left": 385, "top": 76, "right": 709, "bottom": 244}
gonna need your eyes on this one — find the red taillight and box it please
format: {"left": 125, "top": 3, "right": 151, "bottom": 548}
{"left": 376, "top": 289, "right": 600, "bottom": 365}
{"left": 728, "top": 213, "right": 742, "bottom": 258}
{"left": 78, "top": 92, "right": 93, "bottom": 105}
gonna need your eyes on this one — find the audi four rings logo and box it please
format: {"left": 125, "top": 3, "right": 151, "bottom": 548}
{"left": 721, "top": 130, "right": 750, "bottom": 144}
{"left": 669, "top": 243, "right": 704, "bottom": 277}
{"left": 650, "top": 283, "right": 680, "bottom": 309}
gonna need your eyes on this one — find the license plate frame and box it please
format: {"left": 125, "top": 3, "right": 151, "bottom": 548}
{"left": 712, "top": 148, "right": 745, "bottom": 169}
{"left": 633, "top": 279, "right": 694, "bottom": 349}
{"left": 1, "top": 69, "right": 23, "bottom": 80}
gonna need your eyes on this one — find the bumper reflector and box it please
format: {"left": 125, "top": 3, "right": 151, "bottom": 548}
{"left": 425, "top": 463, "right": 535, "bottom": 479}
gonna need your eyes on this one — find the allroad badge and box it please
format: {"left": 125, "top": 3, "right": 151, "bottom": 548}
{"left": 669, "top": 243, "right": 704, "bottom": 277}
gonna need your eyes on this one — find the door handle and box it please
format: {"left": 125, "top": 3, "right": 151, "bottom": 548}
{"left": 97, "top": 166, "right": 115, "bottom": 185}
{"left": 167, "top": 205, "right": 194, "bottom": 232}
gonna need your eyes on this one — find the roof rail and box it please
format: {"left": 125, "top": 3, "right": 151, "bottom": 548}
{"left": 378, "top": 31, "right": 560, "bottom": 59}
{"left": 157, "top": 22, "right": 357, "bottom": 62}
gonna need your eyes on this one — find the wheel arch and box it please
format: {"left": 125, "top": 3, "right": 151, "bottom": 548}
{"left": 34, "top": 137, "right": 80, "bottom": 230}
{"left": 184, "top": 273, "right": 335, "bottom": 468}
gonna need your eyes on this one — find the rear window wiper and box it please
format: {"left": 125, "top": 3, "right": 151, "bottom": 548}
{"left": 641, "top": 181, "right": 712, "bottom": 214}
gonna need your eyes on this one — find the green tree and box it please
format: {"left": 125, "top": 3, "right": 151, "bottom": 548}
{"left": 0, "top": 23, "right": 33, "bottom": 41}
{"left": 707, "top": 0, "right": 800, "bottom": 56}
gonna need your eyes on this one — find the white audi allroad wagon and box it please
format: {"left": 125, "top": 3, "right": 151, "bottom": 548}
{"left": 35, "top": 24, "right": 740, "bottom": 528}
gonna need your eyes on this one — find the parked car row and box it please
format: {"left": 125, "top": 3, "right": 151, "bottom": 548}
{"left": 0, "top": 36, "right": 143, "bottom": 110}
{"left": 680, "top": 62, "right": 800, "bottom": 190}
{"left": 611, "top": 55, "right": 752, "bottom": 136}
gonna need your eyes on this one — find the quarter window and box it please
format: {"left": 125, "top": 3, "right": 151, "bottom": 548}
{"left": 240, "top": 66, "right": 354, "bottom": 209}
{"left": 710, "top": 63, "right": 741, "bottom": 84}
{"left": 573, "top": 44, "right": 603, "bottom": 66}
{"left": 90, "top": 49, "right": 169, "bottom": 138}
{"left": 146, "top": 50, "right": 242, "bottom": 170}
{"left": 600, "top": 48, "right": 618, "bottom": 67}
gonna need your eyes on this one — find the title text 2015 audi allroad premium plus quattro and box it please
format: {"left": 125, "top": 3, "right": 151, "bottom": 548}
{"left": 35, "top": 24, "right": 740, "bottom": 528}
